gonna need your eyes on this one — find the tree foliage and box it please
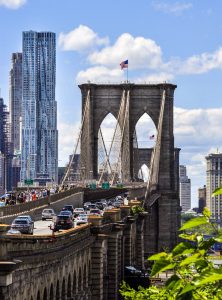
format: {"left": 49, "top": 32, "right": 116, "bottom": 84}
{"left": 120, "top": 208, "right": 222, "bottom": 299}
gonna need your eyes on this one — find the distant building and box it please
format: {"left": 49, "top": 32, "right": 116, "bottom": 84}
{"left": 206, "top": 153, "right": 222, "bottom": 219}
{"left": 198, "top": 185, "right": 206, "bottom": 214}
{"left": 9, "top": 53, "right": 22, "bottom": 153}
{"left": 11, "top": 155, "right": 21, "bottom": 190}
{"left": 0, "top": 98, "right": 13, "bottom": 192}
{"left": 179, "top": 165, "right": 191, "bottom": 212}
{"left": 58, "top": 167, "right": 65, "bottom": 185}
{"left": 21, "top": 31, "right": 58, "bottom": 185}
{"left": 64, "top": 154, "right": 80, "bottom": 183}
{"left": 0, "top": 152, "right": 5, "bottom": 195}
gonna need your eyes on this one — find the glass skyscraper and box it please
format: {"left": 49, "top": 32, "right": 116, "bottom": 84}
{"left": 21, "top": 31, "right": 58, "bottom": 184}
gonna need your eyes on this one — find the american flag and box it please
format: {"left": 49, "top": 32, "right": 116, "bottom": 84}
{"left": 120, "top": 59, "right": 128, "bottom": 69}
{"left": 149, "top": 134, "right": 155, "bottom": 140}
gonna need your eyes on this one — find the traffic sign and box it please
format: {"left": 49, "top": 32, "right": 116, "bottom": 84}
{"left": 24, "top": 179, "right": 33, "bottom": 185}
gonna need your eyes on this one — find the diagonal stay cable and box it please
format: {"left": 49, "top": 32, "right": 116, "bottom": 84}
{"left": 61, "top": 90, "right": 90, "bottom": 186}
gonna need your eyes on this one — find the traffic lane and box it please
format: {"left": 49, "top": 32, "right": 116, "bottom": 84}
{"left": 33, "top": 220, "right": 53, "bottom": 235}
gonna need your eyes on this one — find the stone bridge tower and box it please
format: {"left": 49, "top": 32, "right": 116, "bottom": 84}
{"left": 79, "top": 83, "right": 180, "bottom": 252}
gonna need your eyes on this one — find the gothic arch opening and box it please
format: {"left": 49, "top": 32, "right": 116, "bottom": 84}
{"left": 56, "top": 280, "right": 60, "bottom": 300}
{"left": 62, "top": 278, "right": 65, "bottom": 298}
{"left": 138, "top": 164, "right": 149, "bottom": 182}
{"left": 43, "top": 288, "right": 47, "bottom": 300}
{"left": 88, "top": 262, "right": 91, "bottom": 288}
{"left": 49, "top": 284, "right": 53, "bottom": 300}
{"left": 78, "top": 268, "right": 82, "bottom": 292}
{"left": 83, "top": 264, "right": 87, "bottom": 288}
{"left": 73, "top": 271, "right": 77, "bottom": 295}
{"left": 37, "top": 291, "right": 40, "bottom": 300}
{"left": 67, "top": 274, "right": 71, "bottom": 299}
{"left": 98, "top": 113, "right": 121, "bottom": 179}
{"left": 135, "top": 113, "right": 156, "bottom": 149}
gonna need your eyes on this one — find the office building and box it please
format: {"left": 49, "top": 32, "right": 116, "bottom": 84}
{"left": 206, "top": 153, "right": 222, "bottom": 219}
{"left": 0, "top": 98, "right": 13, "bottom": 192}
{"left": 198, "top": 185, "right": 206, "bottom": 214}
{"left": 179, "top": 165, "right": 191, "bottom": 212}
{"left": 21, "top": 31, "right": 58, "bottom": 184}
{"left": 0, "top": 152, "right": 5, "bottom": 195}
{"left": 9, "top": 53, "right": 22, "bottom": 153}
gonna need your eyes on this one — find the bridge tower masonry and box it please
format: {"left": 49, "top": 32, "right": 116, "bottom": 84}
{"left": 79, "top": 83, "right": 180, "bottom": 254}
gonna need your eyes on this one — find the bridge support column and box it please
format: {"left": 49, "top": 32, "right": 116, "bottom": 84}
{"left": 107, "top": 230, "right": 123, "bottom": 300}
{"left": 91, "top": 234, "right": 107, "bottom": 300}
{"left": 135, "top": 214, "right": 146, "bottom": 269}
{"left": 123, "top": 220, "right": 137, "bottom": 267}
{"left": 144, "top": 202, "right": 159, "bottom": 257}
{"left": 158, "top": 193, "right": 179, "bottom": 251}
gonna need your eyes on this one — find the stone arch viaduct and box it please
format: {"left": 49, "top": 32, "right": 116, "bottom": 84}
{"left": 0, "top": 194, "right": 146, "bottom": 300}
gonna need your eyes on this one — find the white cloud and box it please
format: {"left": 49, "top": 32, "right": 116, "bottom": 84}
{"left": 58, "top": 25, "right": 109, "bottom": 52}
{"left": 152, "top": 1, "right": 192, "bottom": 15}
{"left": 0, "top": 0, "right": 26, "bottom": 9}
{"left": 88, "top": 33, "right": 162, "bottom": 70}
{"left": 174, "top": 107, "right": 222, "bottom": 206}
{"left": 136, "top": 72, "right": 174, "bottom": 83}
{"left": 58, "top": 121, "right": 80, "bottom": 166}
{"left": 58, "top": 25, "right": 222, "bottom": 82}
{"left": 76, "top": 66, "right": 123, "bottom": 83}
{"left": 166, "top": 48, "right": 222, "bottom": 75}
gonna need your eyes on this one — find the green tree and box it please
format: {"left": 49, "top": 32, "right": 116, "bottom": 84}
{"left": 120, "top": 208, "right": 222, "bottom": 299}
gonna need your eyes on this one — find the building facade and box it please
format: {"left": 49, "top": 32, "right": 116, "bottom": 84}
{"left": 0, "top": 98, "right": 13, "bottom": 192}
{"left": 206, "top": 153, "right": 222, "bottom": 219}
{"left": 0, "top": 152, "right": 5, "bottom": 195}
{"left": 179, "top": 165, "right": 191, "bottom": 212}
{"left": 21, "top": 31, "right": 58, "bottom": 184}
{"left": 198, "top": 185, "right": 206, "bottom": 214}
{"left": 9, "top": 53, "right": 22, "bottom": 154}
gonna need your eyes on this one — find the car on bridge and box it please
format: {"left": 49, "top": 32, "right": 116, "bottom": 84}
{"left": 63, "top": 205, "right": 74, "bottom": 214}
{"left": 89, "top": 208, "right": 102, "bottom": 216}
{"left": 75, "top": 214, "right": 88, "bottom": 225}
{"left": 73, "top": 207, "right": 84, "bottom": 217}
{"left": 42, "top": 208, "right": 56, "bottom": 220}
{"left": 11, "top": 218, "right": 34, "bottom": 234}
{"left": 59, "top": 210, "right": 73, "bottom": 219}
{"left": 53, "top": 215, "right": 74, "bottom": 231}
{"left": 15, "top": 215, "right": 34, "bottom": 230}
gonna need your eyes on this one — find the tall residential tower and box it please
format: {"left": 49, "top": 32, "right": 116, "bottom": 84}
{"left": 21, "top": 31, "right": 58, "bottom": 184}
{"left": 9, "top": 53, "right": 22, "bottom": 153}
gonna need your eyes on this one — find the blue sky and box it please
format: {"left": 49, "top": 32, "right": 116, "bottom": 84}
{"left": 1, "top": 0, "right": 222, "bottom": 207}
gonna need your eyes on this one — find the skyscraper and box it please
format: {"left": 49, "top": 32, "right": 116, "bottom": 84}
{"left": 0, "top": 98, "right": 12, "bottom": 192}
{"left": 179, "top": 165, "right": 191, "bottom": 212}
{"left": 206, "top": 153, "right": 222, "bottom": 219}
{"left": 21, "top": 31, "right": 58, "bottom": 184}
{"left": 9, "top": 53, "right": 22, "bottom": 153}
{"left": 198, "top": 185, "right": 206, "bottom": 214}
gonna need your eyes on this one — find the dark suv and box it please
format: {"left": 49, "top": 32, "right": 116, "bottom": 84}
{"left": 54, "top": 215, "right": 74, "bottom": 231}
{"left": 63, "top": 205, "right": 74, "bottom": 214}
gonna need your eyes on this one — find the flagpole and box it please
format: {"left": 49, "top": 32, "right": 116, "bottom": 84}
{"left": 127, "top": 66, "right": 128, "bottom": 82}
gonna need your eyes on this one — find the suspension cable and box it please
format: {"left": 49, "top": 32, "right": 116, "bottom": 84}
{"left": 98, "top": 90, "right": 126, "bottom": 185}
{"left": 145, "top": 89, "right": 166, "bottom": 200}
{"left": 110, "top": 90, "right": 130, "bottom": 185}
{"left": 61, "top": 90, "right": 90, "bottom": 186}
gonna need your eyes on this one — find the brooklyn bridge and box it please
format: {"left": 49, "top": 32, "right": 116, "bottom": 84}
{"left": 0, "top": 83, "right": 181, "bottom": 300}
